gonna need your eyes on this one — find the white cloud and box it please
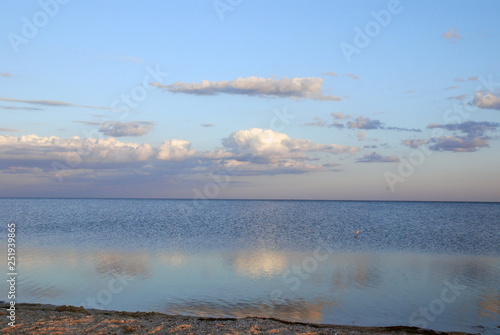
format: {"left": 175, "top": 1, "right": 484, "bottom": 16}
{"left": 150, "top": 76, "right": 341, "bottom": 101}
{"left": 222, "top": 128, "right": 358, "bottom": 163}
{"left": 357, "top": 130, "right": 366, "bottom": 141}
{"left": 472, "top": 92, "right": 500, "bottom": 110}
{"left": 0, "top": 135, "right": 154, "bottom": 163}
{"left": 0, "top": 129, "right": 358, "bottom": 178}
{"left": 157, "top": 139, "right": 197, "bottom": 161}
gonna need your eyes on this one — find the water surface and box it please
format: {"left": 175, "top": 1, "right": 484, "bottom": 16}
{"left": 0, "top": 199, "right": 498, "bottom": 334}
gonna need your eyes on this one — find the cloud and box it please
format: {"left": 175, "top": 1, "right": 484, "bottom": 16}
{"left": 157, "top": 139, "right": 197, "bottom": 161}
{"left": 0, "top": 97, "right": 117, "bottom": 111}
{"left": 402, "top": 138, "right": 429, "bottom": 148}
{"left": 0, "top": 73, "right": 11, "bottom": 77}
{"left": 0, "top": 129, "right": 358, "bottom": 179}
{"left": 201, "top": 123, "right": 216, "bottom": 127}
{"left": 329, "top": 121, "right": 345, "bottom": 129}
{"left": 453, "top": 76, "right": 477, "bottom": 82}
{"left": 427, "top": 121, "right": 499, "bottom": 136}
{"left": 0, "top": 128, "right": 22, "bottom": 133}
{"left": 0, "top": 135, "right": 155, "bottom": 164}
{"left": 331, "top": 112, "right": 352, "bottom": 120}
{"left": 443, "top": 28, "right": 461, "bottom": 40}
{"left": 429, "top": 136, "right": 489, "bottom": 152}
{"left": 445, "top": 85, "right": 460, "bottom": 90}
{"left": 303, "top": 114, "right": 420, "bottom": 132}
{"left": 472, "top": 92, "right": 500, "bottom": 110}
{"left": 344, "top": 73, "right": 359, "bottom": 80}
{"left": 150, "top": 76, "right": 341, "bottom": 101}
{"left": 357, "top": 152, "right": 399, "bottom": 163}
{"left": 447, "top": 94, "right": 468, "bottom": 100}
{"left": 73, "top": 120, "right": 102, "bottom": 126}
{"left": 425, "top": 121, "right": 499, "bottom": 152}
{"left": 99, "top": 121, "right": 154, "bottom": 137}
{"left": 347, "top": 117, "right": 383, "bottom": 130}
{"left": 322, "top": 71, "right": 337, "bottom": 77}
{"left": 385, "top": 126, "right": 422, "bottom": 132}
{"left": 1, "top": 105, "right": 43, "bottom": 111}
{"left": 222, "top": 128, "right": 358, "bottom": 164}
{"left": 301, "top": 117, "right": 328, "bottom": 127}
{"left": 356, "top": 130, "right": 366, "bottom": 141}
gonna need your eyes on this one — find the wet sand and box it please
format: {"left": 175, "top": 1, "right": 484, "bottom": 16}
{"left": 0, "top": 303, "right": 474, "bottom": 335}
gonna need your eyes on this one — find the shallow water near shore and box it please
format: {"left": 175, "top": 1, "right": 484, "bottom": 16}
{"left": 1, "top": 199, "right": 499, "bottom": 334}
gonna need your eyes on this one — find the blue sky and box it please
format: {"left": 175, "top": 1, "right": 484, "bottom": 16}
{"left": 1, "top": 0, "right": 499, "bottom": 201}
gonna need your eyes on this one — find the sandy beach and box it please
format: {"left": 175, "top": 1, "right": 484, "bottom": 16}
{"left": 0, "top": 303, "right": 475, "bottom": 335}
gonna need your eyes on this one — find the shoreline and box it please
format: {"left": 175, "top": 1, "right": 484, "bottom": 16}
{"left": 0, "top": 302, "right": 476, "bottom": 335}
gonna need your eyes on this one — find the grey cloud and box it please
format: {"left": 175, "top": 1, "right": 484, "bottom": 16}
{"left": 1, "top": 105, "right": 43, "bottom": 111}
{"left": 424, "top": 121, "right": 499, "bottom": 152}
{"left": 0, "top": 97, "right": 117, "bottom": 111}
{"left": 357, "top": 152, "right": 399, "bottom": 163}
{"left": 150, "top": 76, "right": 341, "bottom": 101}
{"left": 347, "top": 117, "right": 383, "bottom": 130}
{"left": 427, "top": 121, "right": 499, "bottom": 136}
{"left": 99, "top": 121, "right": 155, "bottom": 137}
{"left": 429, "top": 136, "right": 489, "bottom": 152}
{"left": 0, "top": 128, "right": 22, "bottom": 132}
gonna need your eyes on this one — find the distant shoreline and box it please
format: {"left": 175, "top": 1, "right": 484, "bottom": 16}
{"left": 0, "top": 197, "right": 498, "bottom": 204}
{"left": 0, "top": 302, "right": 475, "bottom": 335}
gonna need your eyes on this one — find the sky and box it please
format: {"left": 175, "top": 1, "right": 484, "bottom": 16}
{"left": 1, "top": 0, "right": 499, "bottom": 201}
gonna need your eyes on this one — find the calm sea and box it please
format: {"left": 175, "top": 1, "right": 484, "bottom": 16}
{"left": 0, "top": 199, "right": 499, "bottom": 334}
